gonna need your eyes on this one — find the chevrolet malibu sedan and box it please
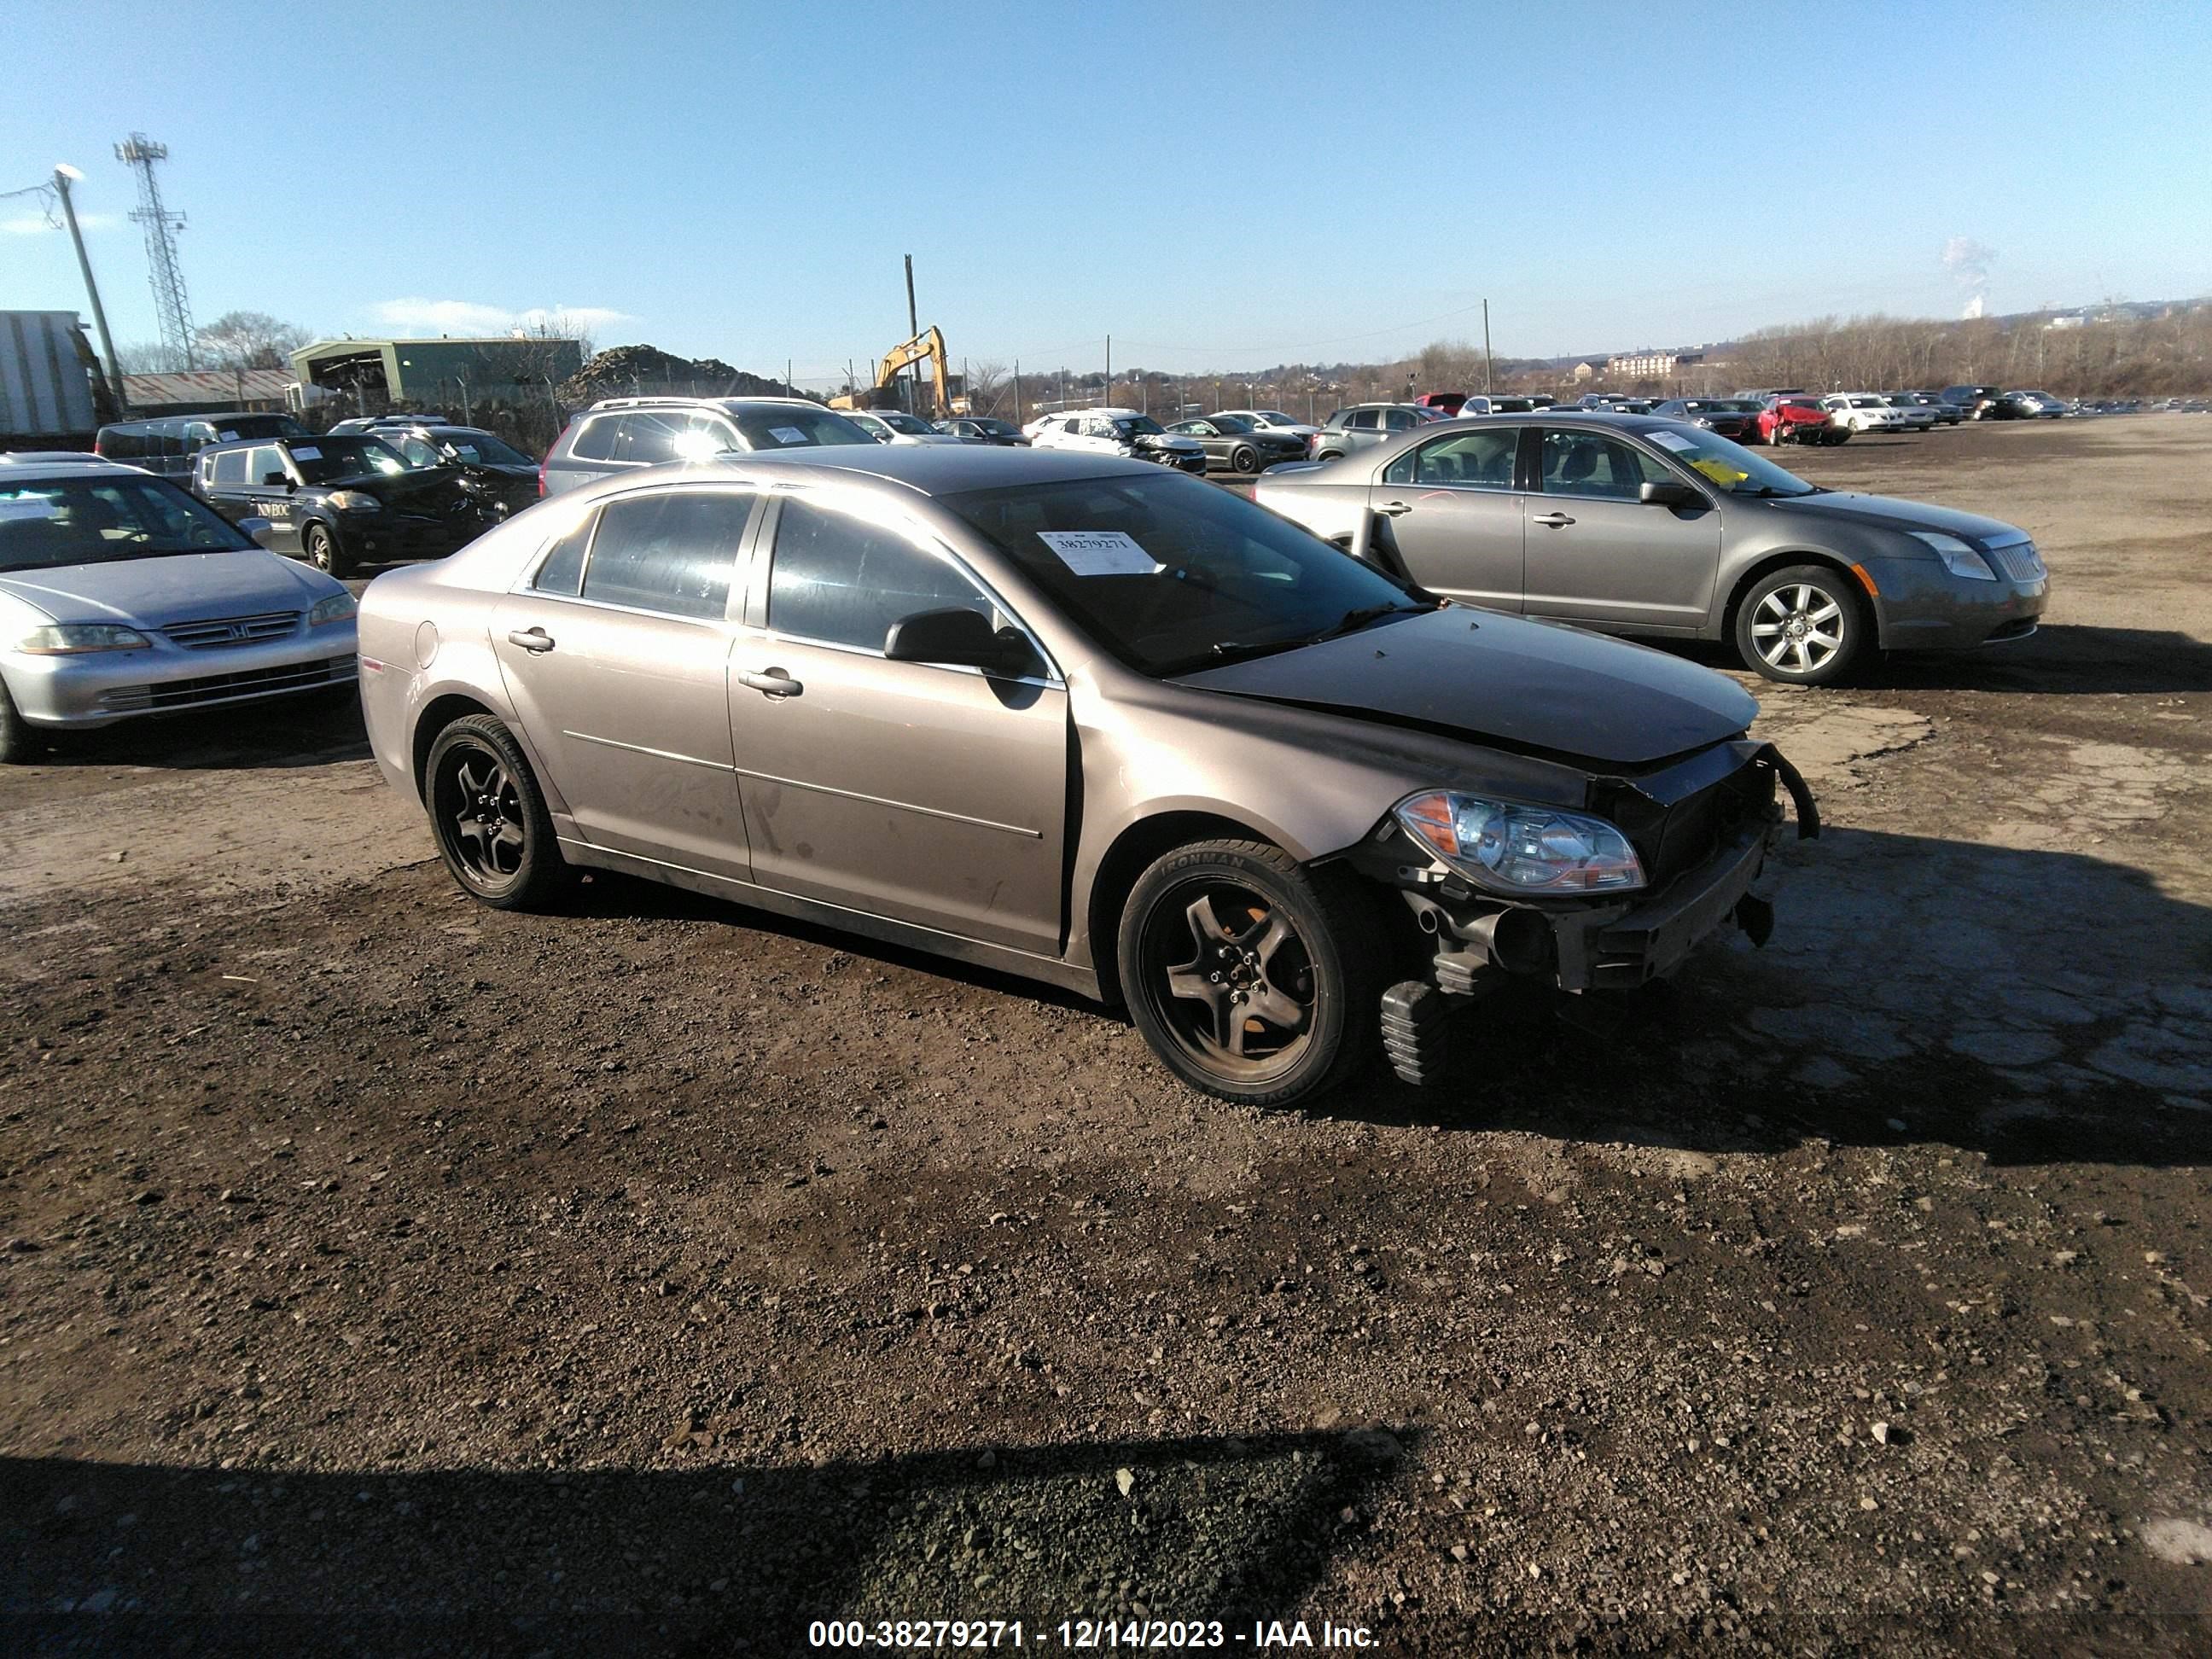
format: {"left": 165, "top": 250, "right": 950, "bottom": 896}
{"left": 1254, "top": 413, "right": 2046, "bottom": 685}
{"left": 0, "top": 460, "right": 358, "bottom": 761}
{"left": 358, "top": 446, "right": 1817, "bottom": 1106}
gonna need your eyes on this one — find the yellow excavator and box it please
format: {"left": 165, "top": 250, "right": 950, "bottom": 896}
{"left": 830, "top": 326, "right": 966, "bottom": 418}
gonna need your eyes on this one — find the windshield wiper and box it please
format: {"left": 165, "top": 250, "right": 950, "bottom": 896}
{"left": 1302, "top": 601, "right": 1432, "bottom": 643}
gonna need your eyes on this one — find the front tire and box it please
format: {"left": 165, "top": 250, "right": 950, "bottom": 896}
{"left": 423, "top": 713, "right": 572, "bottom": 909}
{"left": 1231, "top": 445, "right": 1259, "bottom": 475}
{"left": 1734, "top": 565, "right": 1868, "bottom": 686}
{"left": 1117, "top": 839, "right": 1380, "bottom": 1107}
{"left": 305, "top": 521, "right": 355, "bottom": 580}
{"left": 0, "top": 675, "right": 37, "bottom": 765}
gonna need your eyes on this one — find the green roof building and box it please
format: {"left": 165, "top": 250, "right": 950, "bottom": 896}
{"left": 289, "top": 335, "right": 585, "bottom": 407}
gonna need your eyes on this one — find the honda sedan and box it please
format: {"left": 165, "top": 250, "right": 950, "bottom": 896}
{"left": 358, "top": 446, "right": 1815, "bottom": 1106}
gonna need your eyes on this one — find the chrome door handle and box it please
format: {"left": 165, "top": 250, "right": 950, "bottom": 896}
{"left": 1532, "top": 512, "right": 1576, "bottom": 528}
{"left": 738, "top": 667, "right": 803, "bottom": 698}
{"left": 506, "top": 627, "right": 555, "bottom": 653}
{"left": 1375, "top": 499, "right": 1413, "bottom": 516}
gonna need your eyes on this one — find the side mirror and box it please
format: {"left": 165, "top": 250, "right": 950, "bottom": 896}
{"left": 237, "top": 516, "right": 277, "bottom": 550}
{"left": 883, "top": 607, "right": 1036, "bottom": 677}
{"left": 1639, "top": 480, "right": 1701, "bottom": 509}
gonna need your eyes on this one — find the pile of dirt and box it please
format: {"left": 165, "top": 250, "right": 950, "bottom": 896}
{"left": 558, "top": 344, "right": 795, "bottom": 405}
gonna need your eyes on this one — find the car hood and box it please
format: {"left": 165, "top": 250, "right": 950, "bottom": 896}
{"left": 1763, "top": 491, "right": 2025, "bottom": 544}
{"left": 1171, "top": 606, "right": 1757, "bottom": 767}
{"left": 0, "top": 550, "right": 336, "bottom": 626}
{"left": 1136, "top": 434, "right": 1204, "bottom": 453}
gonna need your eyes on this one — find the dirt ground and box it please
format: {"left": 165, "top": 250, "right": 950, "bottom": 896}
{"left": 2, "top": 416, "right": 2209, "bottom": 1655}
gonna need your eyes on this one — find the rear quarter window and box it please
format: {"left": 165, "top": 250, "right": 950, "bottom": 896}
{"left": 568, "top": 416, "right": 619, "bottom": 462}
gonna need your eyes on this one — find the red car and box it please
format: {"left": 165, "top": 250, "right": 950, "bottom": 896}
{"left": 1757, "top": 393, "right": 1846, "bottom": 446}
{"left": 1414, "top": 391, "right": 1469, "bottom": 415}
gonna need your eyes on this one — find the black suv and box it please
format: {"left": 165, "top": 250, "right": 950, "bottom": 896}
{"left": 371, "top": 422, "right": 541, "bottom": 513}
{"left": 193, "top": 433, "right": 508, "bottom": 578}
{"left": 1939, "top": 384, "right": 2004, "bottom": 421}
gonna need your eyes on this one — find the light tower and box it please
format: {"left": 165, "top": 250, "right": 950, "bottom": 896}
{"left": 114, "top": 133, "right": 196, "bottom": 370}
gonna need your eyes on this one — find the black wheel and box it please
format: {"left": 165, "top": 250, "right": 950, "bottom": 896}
{"left": 1231, "top": 445, "right": 1259, "bottom": 475}
{"left": 1117, "top": 839, "right": 1380, "bottom": 1107}
{"left": 423, "top": 714, "right": 572, "bottom": 909}
{"left": 0, "top": 674, "right": 37, "bottom": 765}
{"left": 1733, "top": 564, "right": 1869, "bottom": 687}
{"left": 305, "top": 521, "right": 354, "bottom": 580}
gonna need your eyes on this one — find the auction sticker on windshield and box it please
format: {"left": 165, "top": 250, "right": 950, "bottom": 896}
{"left": 771, "top": 427, "right": 810, "bottom": 445}
{"left": 1035, "top": 530, "right": 1162, "bottom": 577}
{"left": 293, "top": 445, "right": 322, "bottom": 461}
{"left": 0, "top": 498, "right": 59, "bottom": 520}
{"left": 1647, "top": 431, "right": 1695, "bottom": 451}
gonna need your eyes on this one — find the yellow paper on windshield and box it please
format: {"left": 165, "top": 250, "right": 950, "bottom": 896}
{"left": 1690, "top": 457, "right": 1749, "bottom": 488}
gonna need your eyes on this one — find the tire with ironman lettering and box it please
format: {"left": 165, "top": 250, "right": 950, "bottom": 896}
{"left": 1118, "top": 838, "right": 1381, "bottom": 1106}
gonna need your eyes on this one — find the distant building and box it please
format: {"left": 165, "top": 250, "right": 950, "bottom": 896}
{"left": 289, "top": 335, "right": 585, "bottom": 409}
{"left": 1607, "top": 350, "right": 1706, "bottom": 379}
{"left": 121, "top": 369, "right": 293, "bottom": 415}
{"left": 1571, "top": 361, "right": 1603, "bottom": 381}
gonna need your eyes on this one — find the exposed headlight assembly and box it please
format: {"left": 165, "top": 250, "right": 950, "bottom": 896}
{"left": 324, "top": 490, "right": 382, "bottom": 513}
{"left": 308, "top": 592, "right": 357, "bottom": 627}
{"left": 1909, "top": 530, "right": 1995, "bottom": 579}
{"left": 1395, "top": 791, "right": 1645, "bottom": 894}
{"left": 15, "top": 623, "right": 152, "bottom": 655}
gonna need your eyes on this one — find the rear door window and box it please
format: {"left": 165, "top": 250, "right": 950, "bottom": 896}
{"left": 568, "top": 416, "right": 619, "bottom": 461}
{"left": 578, "top": 489, "right": 753, "bottom": 620}
{"left": 1386, "top": 428, "right": 1521, "bottom": 488}
{"left": 210, "top": 449, "right": 249, "bottom": 486}
{"left": 767, "top": 494, "right": 992, "bottom": 653}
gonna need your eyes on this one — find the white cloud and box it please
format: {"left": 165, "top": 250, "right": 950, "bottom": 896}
{"left": 2, "top": 210, "right": 119, "bottom": 235}
{"left": 369, "top": 297, "right": 633, "bottom": 336}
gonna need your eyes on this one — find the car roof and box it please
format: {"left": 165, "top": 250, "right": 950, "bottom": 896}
{"left": 0, "top": 458, "right": 159, "bottom": 482}
{"left": 564, "top": 445, "right": 1161, "bottom": 504}
{"left": 581, "top": 395, "right": 826, "bottom": 414}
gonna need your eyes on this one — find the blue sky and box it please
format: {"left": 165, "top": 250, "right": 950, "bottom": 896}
{"left": 5, "top": 2, "right": 2209, "bottom": 383}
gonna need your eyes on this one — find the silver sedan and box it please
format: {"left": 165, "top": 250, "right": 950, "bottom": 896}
{"left": 1254, "top": 412, "right": 2047, "bottom": 685}
{"left": 0, "top": 461, "right": 358, "bottom": 760}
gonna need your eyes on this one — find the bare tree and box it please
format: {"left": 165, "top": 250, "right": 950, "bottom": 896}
{"left": 195, "top": 311, "right": 314, "bottom": 371}
{"left": 966, "top": 358, "right": 1010, "bottom": 416}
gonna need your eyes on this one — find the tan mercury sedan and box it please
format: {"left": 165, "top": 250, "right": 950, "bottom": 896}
{"left": 357, "top": 446, "right": 1817, "bottom": 1106}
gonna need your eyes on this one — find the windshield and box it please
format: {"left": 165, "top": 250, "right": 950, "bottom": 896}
{"left": 218, "top": 414, "right": 309, "bottom": 440}
{"left": 731, "top": 406, "right": 874, "bottom": 449}
{"left": 879, "top": 412, "right": 934, "bottom": 434}
{"left": 1703, "top": 399, "right": 1760, "bottom": 412}
{"left": 941, "top": 471, "right": 1427, "bottom": 678}
{"left": 288, "top": 437, "right": 407, "bottom": 483}
{"left": 0, "top": 474, "right": 254, "bottom": 570}
{"left": 434, "top": 430, "right": 533, "bottom": 467}
{"left": 1210, "top": 414, "right": 1255, "bottom": 432}
{"left": 1116, "top": 416, "right": 1167, "bottom": 437}
{"left": 1257, "top": 411, "right": 1297, "bottom": 424}
{"left": 1641, "top": 428, "right": 1819, "bottom": 498}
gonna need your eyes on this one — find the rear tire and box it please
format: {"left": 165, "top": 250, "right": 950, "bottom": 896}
{"left": 1117, "top": 838, "right": 1381, "bottom": 1108}
{"left": 1733, "top": 564, "right": 1868, "bottom": 687}
{"left": 423, "top": 713, "right": 573, "bottom": 910}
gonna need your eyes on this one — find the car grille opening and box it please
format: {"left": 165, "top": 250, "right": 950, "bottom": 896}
{"left": 100, "top": 655, "right": 354, "bottom": 713}
{"left": 160, "top": 611, "right": 301, "bottom": 649}
{"left": 1986, "top": 543, "right": 2045, "bottom": 583}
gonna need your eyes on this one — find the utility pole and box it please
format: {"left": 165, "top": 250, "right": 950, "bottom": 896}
{"left": 902, "top": 253, "right": 920, "bottom": 413}
{"left": 51, "top": 165, "right": 125, "bottom": 411}
{"left": 1013, "top": 359, "right": 1022, "bottom": 422}
{"left": 1104, "top": 335, "right": 1111, "bottom": 407}
{"left": 1482, "top": 299, "right": 1494, "bottom": 396}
